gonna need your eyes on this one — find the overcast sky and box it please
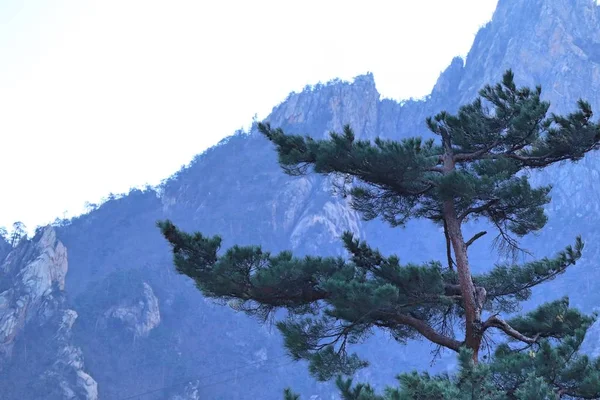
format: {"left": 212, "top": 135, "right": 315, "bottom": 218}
{"left": 0, "top": 0, "right": 498, "bottom": 231}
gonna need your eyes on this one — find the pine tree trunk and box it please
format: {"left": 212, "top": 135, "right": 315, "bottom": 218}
{"left": 442, "top": 139, "right": 484, "bottom": 362}
{"left": 443, "top": 200, "right": 484, "bottom": 362}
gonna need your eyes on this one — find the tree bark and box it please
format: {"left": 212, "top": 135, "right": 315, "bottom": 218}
{"left": 483, "top": 315, "right": 539, "bottom": 344}
{"left": 441, "top": 132, "right": 485, "bottom": 362}
{"left": 443, "top": 201, "right": 484, "bottom": 361}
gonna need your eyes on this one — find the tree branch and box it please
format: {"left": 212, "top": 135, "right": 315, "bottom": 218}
{"left": 466, "top": 231, "right": 487, "bottom": 248}
{"left": 483, "top": 315, "right": 539, "bottom": 344}
{"left": 248, "top": 285, "right": 330, "bottom": 306}
{"left": 425, "top": 166, "right": 445, "bottom": 173}
{"left": 453, "top": 139, "right": 502, "bottom": 162}
{"left": 444, "top": 284, "right": 462, "bottom": 297}
{"left": 459, "top": 200, "right": 499, "bottom": 221}
{"left": 443, "top": 219, "right": 456, "bottom": 271}
{"left": 461, "top": 148, "right": 598, "bottom": 168}
{"left": 376, "top": 311, "right": 463, "bottom": 352}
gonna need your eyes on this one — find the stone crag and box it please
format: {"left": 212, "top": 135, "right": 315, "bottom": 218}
{"left": 0, "top": 228, "right": 97, "bottom": 400}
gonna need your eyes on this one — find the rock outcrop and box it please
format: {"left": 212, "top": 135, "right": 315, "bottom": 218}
{"left": 456, "top": 0, "right": 600, "bottom": 111}
{"left": 0, "top": 228, "right": 97, "bottom": 400}
{"left": 102, "top": 282, "right": 160, "bottom": 339}
{"left": 0, "top": 228, "right": 69, "bottom": 364}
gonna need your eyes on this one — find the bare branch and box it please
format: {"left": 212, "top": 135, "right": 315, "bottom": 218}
{"left": 483, "top": 315, "right": 539, "bottom": 344}
{"left": 375, "top": 311, "right": 463, "bottom": 352}
{"left": 430, "top": 304, "right": 457, "bottom": 365}
{"left": 453, "top": 139, "right": 502, "bottom": 162}
{"left": 490, "top": 219, "right": 532, "bottom": 260}
{"left": 466, "top": 231, "right": 488, "bottom": 248}
{"left": 459, "top": 200, "right": 499, "bottom": 221}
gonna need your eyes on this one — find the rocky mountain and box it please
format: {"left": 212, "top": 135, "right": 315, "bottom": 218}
{"left": 0, "top": 228, "right": 97, "bottom": 400}
{"left": 3, "top": 0, "right": 600, "bottom": 398}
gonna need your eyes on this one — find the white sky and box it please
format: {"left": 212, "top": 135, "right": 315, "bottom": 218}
{"left": 0, "top": 0, "right": 498, "bottom": 231}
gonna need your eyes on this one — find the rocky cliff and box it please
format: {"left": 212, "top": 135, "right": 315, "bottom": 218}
{"left": 0, "top": 228, "right": 97, "bottom": 400}
{"left": 3, "top": 0, "right": 600, "bottom": 398}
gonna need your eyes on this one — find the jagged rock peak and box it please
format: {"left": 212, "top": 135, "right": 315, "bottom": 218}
{"left": 265, "top": 73, "right": 380, "bottom": 140}
{"left": 351, "top": 72, "right": 377, "bottom": 89}
{"left": 431, "top": 57, "right": 465, "bottom": 98}
{"left": 444, "top": 0, "right": 600, "bottom": 110}
{"left": 488, "top": 0, "right": 600, "bottom": 41}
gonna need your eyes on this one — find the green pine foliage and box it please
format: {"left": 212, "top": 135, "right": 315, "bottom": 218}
{"left": 295, "top": 329, "right": 600, "bottom": 399}
{"left": 158, "top": 70, "right": 600, "bottom": 398}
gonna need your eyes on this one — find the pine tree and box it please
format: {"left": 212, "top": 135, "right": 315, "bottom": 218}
{"left": 9, "top": 221, "right": 26, "bottom": 247}
{"left": 310, "top": 335, "right": 600, "bottom": 399}
{"left": 158, "top": 70, "right": 600, "bottom": 397}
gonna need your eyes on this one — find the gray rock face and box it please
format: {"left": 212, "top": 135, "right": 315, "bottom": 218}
{"left": 102, "top": 282, "right": 160, "bottom": 338}
{"left": 49, "top": 341, "right": 98, "bottom": 400}
{"left": 456, "top": 0, "right": 600, "bottom": 109}
{"left": 267, "top": 73, "right": 380, "bottom": 141}
{"left": 0, "top": 237, "right": 11, "bottom": 263}
{"left": 0, "top": 228, "right": 97, "bottom": 400}
{"left": 0, "top": 228, "right": 68, "bottom": 364}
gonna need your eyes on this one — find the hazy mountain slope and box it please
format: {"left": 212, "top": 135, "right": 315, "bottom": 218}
{"left": 3, "top": 0, "right": 600, "bottom": 398}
